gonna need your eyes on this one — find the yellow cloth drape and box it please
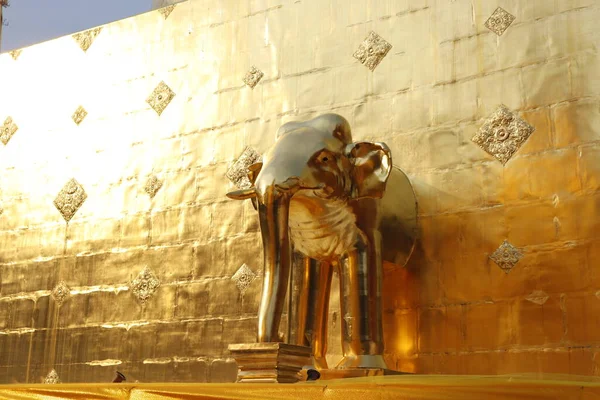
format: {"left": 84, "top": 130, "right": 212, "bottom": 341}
{"left": 1, "top": 375, "right": 600, "bottom": 400}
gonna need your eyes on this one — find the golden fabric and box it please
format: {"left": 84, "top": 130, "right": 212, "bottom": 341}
{"left": 1, "top": 375, "right": 600, "bottom": 400}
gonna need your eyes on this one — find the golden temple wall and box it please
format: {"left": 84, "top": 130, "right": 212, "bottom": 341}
{"left": 0, "top": 0, "right": 599, "bottom": 384}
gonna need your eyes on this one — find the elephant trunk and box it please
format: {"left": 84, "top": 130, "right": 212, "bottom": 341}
{"left": 256, "top": 185, "right": 292, "bottom": 342}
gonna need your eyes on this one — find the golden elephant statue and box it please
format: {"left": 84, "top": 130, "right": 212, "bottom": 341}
{"left": 228, "top": 113, "right": 416, "bottom": 370}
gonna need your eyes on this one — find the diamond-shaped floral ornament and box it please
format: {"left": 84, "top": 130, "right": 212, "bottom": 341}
{"left": 231, "top": 263, "right": 256, "bottom": 293}
{"left": 44, "top": 369, "right": 60, "bottom": 384}
{"left": 490, "top": 240, "right": 523, "bottom": 274}
{"left": 243, "top": 66, "right": 264, "bottom": 89}
{"left": 72, "top": 27, "right": 102, "bottom": 52}
{"left": 472, "top": 105, "right": 535, "bottom": 165}
{"left": 9, "top": 49, "right": 22, "bottom": 61}
{"left": 226, "top": 147, "right": 262, "bottom": 189}
{"left": 485, "top": 7, "right": 516, "bottom": 36}
{"left": 147, "top": 81, "right": 176, "bottom": 116}
{"left": 158, "top": 4, "right": 176, "bottom": 19}
{"left": 54, "top": 179, "right": 87, "bottom": 222}
{"left": 131, "top": 266, "right": 160, "bottom": 303}
{"left": 525, "top": 290, "right": 549, "bottom": 305}
{"left": 72, "top": 106, "right": 88, "bottom": 125}
{"left": 144, "top": 175, "right": 163, "bottom": 198}
{"left": 51, "top": 281, "right": 71, "bottom": 306}
{"left": 353, "top": 31, "right": 392, "bottom": 71}
{"left": 1, "top": 117, "right": 18, "bottom": 145}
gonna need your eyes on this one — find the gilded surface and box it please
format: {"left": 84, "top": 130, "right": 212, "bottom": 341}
{"left": 472, "top": 105, "right": 535, "bottom": 165}
{"left": 353, "top": 31, "right": 392, "bottom": 71}
{"left": 0, "top": 116, "right": 17, "bottom": 145}
{"left": 53, "top": 178, "right": 88, "bottom": 222}
{"left": 0, "top": 0, "right": 598, "bottom": 385}
{"left": 146, "top": 81, "right": 175, "bottom": 116}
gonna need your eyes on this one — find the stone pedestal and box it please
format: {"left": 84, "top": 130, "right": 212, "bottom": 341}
{"left": 300, "top": 367, "right": 408, "bottom": 381}
{"left": 228, "top": 343, "right": 312, "bottom": 383}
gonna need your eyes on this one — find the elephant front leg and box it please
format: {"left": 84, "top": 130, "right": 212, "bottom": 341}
{"left": 288, "top": 256, "right": 333, "bottom": 369}
{"left": 337, "top": 234, "right": 388, "bottom": 369}
{"left": 256, "top": 192, "right": 292, "bottom": 342}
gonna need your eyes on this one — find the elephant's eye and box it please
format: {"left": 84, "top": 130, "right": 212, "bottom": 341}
{"left": 322, "top": 156, "right": 329, "bottom": 162}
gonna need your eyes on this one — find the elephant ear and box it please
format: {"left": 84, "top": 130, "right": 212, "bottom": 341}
{"left": 346, "top": 142, "right": 392, "bottom": 199}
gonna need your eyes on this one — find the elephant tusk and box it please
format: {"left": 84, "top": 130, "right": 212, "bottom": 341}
{"left": 226, "top": 187, "right": 257, "bottom": 200}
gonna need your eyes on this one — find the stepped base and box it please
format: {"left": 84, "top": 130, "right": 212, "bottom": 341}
{"left": 228, "top": 343, "right": 312, "bottom": 383}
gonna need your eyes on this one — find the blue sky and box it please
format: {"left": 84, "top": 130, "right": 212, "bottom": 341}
{"left": 2, "top": 0, "right": 150, "bottom": 51}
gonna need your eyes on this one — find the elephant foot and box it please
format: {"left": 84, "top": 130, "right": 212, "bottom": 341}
{"left": 311, "top": 355, "right": 329, "bottom": 370}
{"left": 335, "top": 354, "right": 388, "bottom": 370}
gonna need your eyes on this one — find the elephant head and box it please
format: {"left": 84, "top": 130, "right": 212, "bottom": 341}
{"left": 227, "top": 114, "right": 392, "bottom": 342}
